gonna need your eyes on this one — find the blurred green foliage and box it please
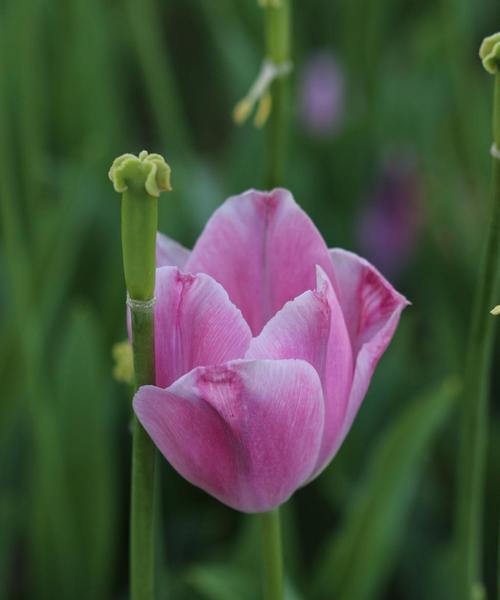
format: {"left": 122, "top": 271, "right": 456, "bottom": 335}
{"left": 0, "top": 0, "right": 499, "bottom": 598}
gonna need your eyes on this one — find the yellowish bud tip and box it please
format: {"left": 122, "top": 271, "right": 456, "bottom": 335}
{"left": 108, "top": 150, "right": 172, "bottom": 197}
{"left": 490, "top": 305, "right": 500, "bottom": 315}
{"left": 479, "top": 33, "right": 500, "bottom": 75}
{"left": 233, "top": 98, "right": 254, "bottom": 125}
{"left": 257, "top": 0, "right": 281, "bottom": 7}
{"left": 471, "top": 582, "right": 486, "bottom": 600}
{"left": 254, "top": 92, "right": 273, "bottom": 128}
{"left": 112, "top": 340, "right": 134, "bottom": 385}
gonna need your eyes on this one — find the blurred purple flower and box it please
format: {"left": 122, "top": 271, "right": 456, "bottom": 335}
{"left": 357, "top": 153, "right": 423, "bottom": 277}
{"left": 298, "top": 52, "right": 345, "bottom": 137}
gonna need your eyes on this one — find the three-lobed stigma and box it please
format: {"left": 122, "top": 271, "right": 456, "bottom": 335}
{"left": 108, "top": 150, "right": 172, "bottom": 197}
{"left": 480, "top": 33, "right": 500, "bottom": 75}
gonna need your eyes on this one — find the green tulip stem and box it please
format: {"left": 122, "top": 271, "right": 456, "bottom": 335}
{"left": 456, "top": 39, "right": 500, "bottom": 597}
{"left": 260, "top": 509, "right": 285, "bottom": 600}
{"left": 109, "top": 151, "right": 172, "bottom": 600}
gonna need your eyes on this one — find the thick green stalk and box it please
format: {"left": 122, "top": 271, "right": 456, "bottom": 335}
{"left": 456, "top": 72, "right": 500, "bottom": 597}
{"left": 109, "top": 151, "right": 171, "bottom": 600}
{"left": 264, "top": 0, "right": 290, "bottom": 189}
{"left": 121, "top": 188, "right": 158, "bottom": 301}
{"left": 130, "top": 306, "right": 156, "bottom": 600}
{"left": 260, "top": 509, "right": 284, "bottom": 600}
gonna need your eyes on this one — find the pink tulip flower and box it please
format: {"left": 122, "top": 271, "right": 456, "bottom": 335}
{"left": 134, "top": 189, "right": 409, "bottom": 512}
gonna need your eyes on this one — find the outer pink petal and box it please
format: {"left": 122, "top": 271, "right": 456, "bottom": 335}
{"left": 329, "top": 248, "right": 409, "bottom": 445}
{"left": 156, "top": 232, "right": 190, "bottom": 269}
{"left": 246, "top": 266, "right": 353, "bottom": 474}
{"left": 134, "top": 359, "right": 325, "bottom": 512}
{"left": 185, "top": 189, "right": 336, "bottom": 335}
{"left": 154, "top": 267, "right": 252, "bottom": 387}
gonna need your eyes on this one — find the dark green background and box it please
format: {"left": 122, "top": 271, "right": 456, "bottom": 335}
{"left": 0, "top": 0, "right": 499, "bottom": 598}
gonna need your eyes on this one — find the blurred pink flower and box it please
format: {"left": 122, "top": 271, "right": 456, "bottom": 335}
{"left": 298, "top": 52, "right": 345, "bottom": 137}
{"left": 357, "top": 154, "right": 423, "bottom": 277}
{"left": 134, "top": 189, "right": 408, "bottom": 512}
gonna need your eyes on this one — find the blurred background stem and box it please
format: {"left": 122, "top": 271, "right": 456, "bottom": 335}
{"left": 264, "top": 0, "right": 290, "bottom": 189}
{"left": 456, "top": 71, "right": 500, "bottom": 597}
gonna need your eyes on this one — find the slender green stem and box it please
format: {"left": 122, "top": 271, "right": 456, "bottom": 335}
{"left": 130, "top": 306, "right": 157, "bottom": 600}
{"left": 260, "top": 509, "right": 284, "bottom": 600}
{"left": 264, "top": 0, "right": 290, "bottom": 189}
{"left": 456, "top": 73, "right": 500, "bottom": 597}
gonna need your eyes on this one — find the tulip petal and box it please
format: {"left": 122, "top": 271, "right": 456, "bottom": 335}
{"left": 185, "top": 189, "right": 336, "bottom": 335}
{"left": 154, "top": 267, "right": 252, "bottom": 387}
{"left": 246, "top": 266, "right": 353, "bottom": 474}
{"left": 134, "top": 359, "right": 325, "bottom": 512}
{"left": 156, "top": 232, "right": 190, "bottom": 269}
{"left": 329, "top": 249, "right": 409, "bottom": 443}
